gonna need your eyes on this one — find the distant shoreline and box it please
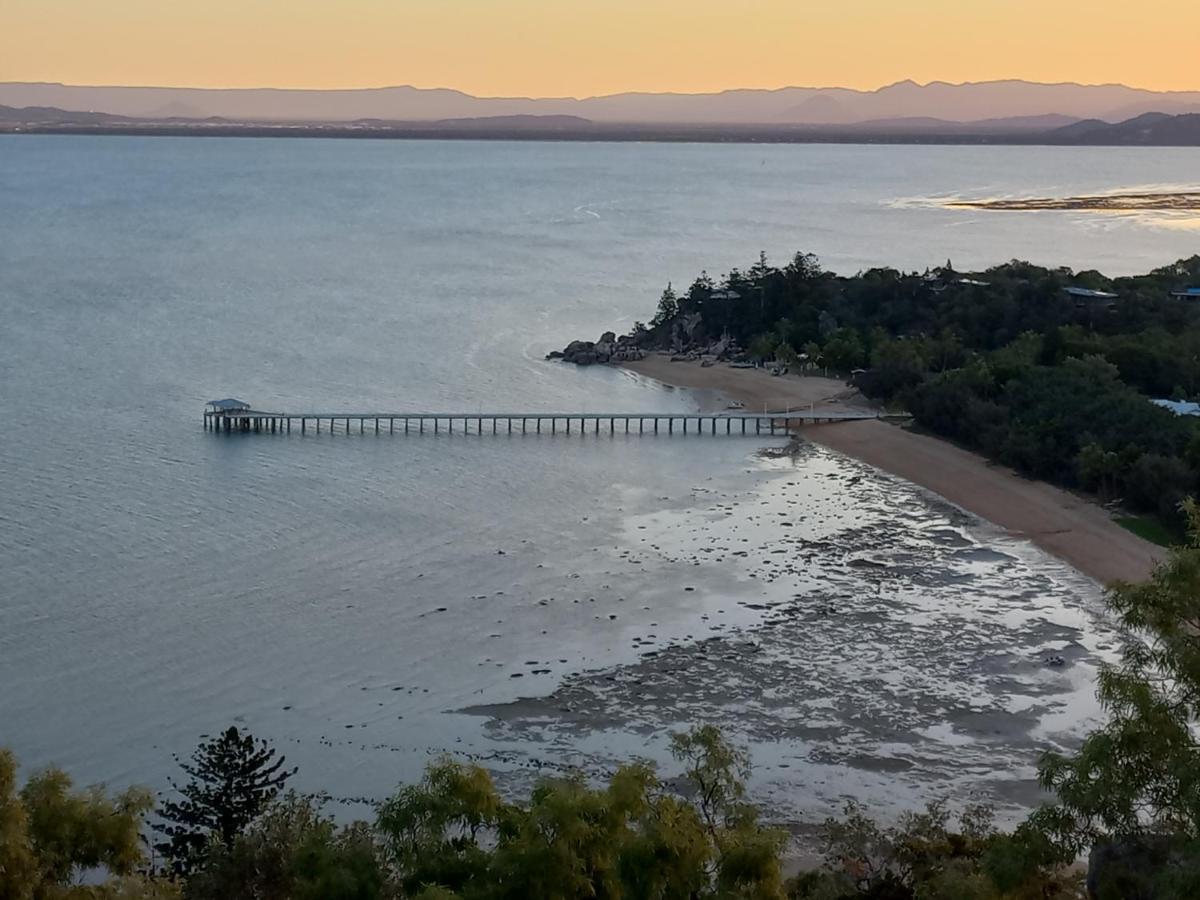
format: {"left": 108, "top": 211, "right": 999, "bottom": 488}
{"left": 4, "top": 122, "right": 1200, "bottom": 146}
{"left": 620, "top": 354, "right": 1165, "bottom": 586}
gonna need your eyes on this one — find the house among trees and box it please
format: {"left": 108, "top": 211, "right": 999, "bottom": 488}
{"left": 1063, "top": 286, "right": 1118, "bottom": 311}
{"left": 1170, "top": 286, "right": 1200, "bottom": 301}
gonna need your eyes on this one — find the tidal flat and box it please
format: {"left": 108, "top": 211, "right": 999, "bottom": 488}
{"left": 462, "top": 442, "right": 1116, "bottom": 826}
{"left": 947, "top": 190, "right": 1200, "bottom": 212}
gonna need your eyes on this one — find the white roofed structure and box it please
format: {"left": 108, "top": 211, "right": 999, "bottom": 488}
{"left": 206, "top": 398, "right": 251, "bottom": 412}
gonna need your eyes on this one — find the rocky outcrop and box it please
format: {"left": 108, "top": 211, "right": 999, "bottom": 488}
{"left": 549, "top": 332, "right": 645, "bottom": 365}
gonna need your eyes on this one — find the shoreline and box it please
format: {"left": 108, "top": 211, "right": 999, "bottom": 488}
{"left": 621, "top": 353, "right": 1165, "bottom": 585}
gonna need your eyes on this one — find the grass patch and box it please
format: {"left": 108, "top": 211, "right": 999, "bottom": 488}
{"left": 1116, "top": 515, "right": 1178, "bottom": 548}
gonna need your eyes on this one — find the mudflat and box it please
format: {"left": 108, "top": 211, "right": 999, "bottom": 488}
{"left": 947, "top": 191, "right": 1200, "bottom": 212}
{"left": 622, "top": 354, "right": 1165, "bottom": 585}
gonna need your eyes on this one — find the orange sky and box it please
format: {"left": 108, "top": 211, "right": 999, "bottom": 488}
{"left": 4, "top": 0, "right": 1198, "bottom": 96}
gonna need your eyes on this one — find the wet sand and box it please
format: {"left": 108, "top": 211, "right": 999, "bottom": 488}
{"left": 622, "top": 354, "right": 873, "bottom": 416}
{"left": 622, "top": 354, "right": 1164, "bottom": 585}
{"left": 464, "top": 442, "right": 1117, "bottom": 831}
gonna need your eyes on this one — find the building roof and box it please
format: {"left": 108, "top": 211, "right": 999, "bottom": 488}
{"left": 1063, "top": 287, "right": 1119, "bottom": 299}
{"left": 709, "top": 289, "right": 741, "bottom": 301}
{"left": 1171, "top": 287, "right": 1200, "bottom": 297}
{"left": 207, "top": 398, "right": 251, "bottom": 411}
{"left": 1151, "top": 398, "right": 1200, "bottom": 417}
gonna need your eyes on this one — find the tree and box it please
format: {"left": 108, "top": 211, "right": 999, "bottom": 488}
{"left": 1076, "top": 442, "right": 1122, "bottom": 501}
{"left": 0, "top": 747, "right": 174, "bottom": 899}
{"left": 787, "top": 252, "right": 823, "bottom": 281}
{"left": 802, "top": 341, "right": 823, "bottom": 371}
{"left": 669, "top": 726, "right": 786, "bottom": 896}
{"left": 670, "top": 726, "right": 749, "bottom": 841}
{"left": 1124, "top": 454, "right": 1195, "bottom": 524}
{"left": 1037, "top": 327, "right": 1067, "bottom": 367}
{"left": 821, "top": 329, "right": 866, "bottom": 374}
{"left": 376, "top": 758, "right": 502, "bottom": 895}
{"left": 184, "top": 792, "right": 387, "bottom": 900}
{"left": 747, "top": 333, "right": 779, "bottom": 363}
{"left": 867, "top": 337, "right": 928, "bottom": 399}
{"left": 1034, "top": 501, "right": 1200, "bottom": 896}
{"left": 374, "top": 727, "right": 785, "bottom": 899}
{"left": 749, "top": 250, "right": 772, "bottom": 280}
{"left": 0, "top": 749, "right": 36, "bottom": 900}
{"left": 154, "top": 727, "right": 295, "bottom": 876}
{"left": 650, "top": 283, "right": 679, "bottom": 329}
{"left": 929, "top": 328, "right": 966, "bottom": 372}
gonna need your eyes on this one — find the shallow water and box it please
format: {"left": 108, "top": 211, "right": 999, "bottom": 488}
{"left": 0, "top": 136, "right": 1184, "bottom": 823}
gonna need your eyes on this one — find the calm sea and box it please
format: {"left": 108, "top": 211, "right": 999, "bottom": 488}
{"left": 1, "top": 136, "right": 1195, "bottom": 822}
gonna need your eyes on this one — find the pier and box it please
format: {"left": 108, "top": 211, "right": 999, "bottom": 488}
{"left": 204, "top": 400, "right": 881, "bottom": 437}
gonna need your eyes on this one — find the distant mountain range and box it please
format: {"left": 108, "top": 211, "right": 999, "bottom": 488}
{"left": 1043, "top": 112, "right": 1200, "bottom": 145}
{"left": 4, "top": 104, "right": 1200, "bottom": 145}
{"left": 4, "top": 82, "right": 1200, "bottom": 145}
{"left": 4, "top": 79, "right": 1200, "bottom": 125}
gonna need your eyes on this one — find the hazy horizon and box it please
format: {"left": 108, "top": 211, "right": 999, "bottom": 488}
{"left": 5, "top": 0, "right": 1197, "bottom": 97}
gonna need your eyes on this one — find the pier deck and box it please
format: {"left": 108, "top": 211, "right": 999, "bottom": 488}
{"left": 204, "top": 404, "right": 883, "bottom": 436}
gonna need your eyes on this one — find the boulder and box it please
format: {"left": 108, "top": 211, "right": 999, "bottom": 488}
{"left": 599, "top": 331, "right": 617, "bottom": 344}
{"left": 559, "top": 339, "right": 599, "bottom": 364}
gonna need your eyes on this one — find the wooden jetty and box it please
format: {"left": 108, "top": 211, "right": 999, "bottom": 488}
{"left": 204, "top": 399, "right": 881, "bottom": 437}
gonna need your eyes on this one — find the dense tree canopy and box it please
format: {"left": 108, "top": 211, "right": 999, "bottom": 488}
{"left": 633, "top": 253, "right": 1200, "bottom": 531}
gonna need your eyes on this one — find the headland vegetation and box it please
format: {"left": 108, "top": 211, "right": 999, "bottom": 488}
{"left": 553, "top": 253, "right": 1200, "bottom": 585}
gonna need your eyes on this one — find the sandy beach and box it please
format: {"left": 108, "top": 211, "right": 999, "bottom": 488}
{"left": 623, "top": 353, "right": 1165, "bottom": 585}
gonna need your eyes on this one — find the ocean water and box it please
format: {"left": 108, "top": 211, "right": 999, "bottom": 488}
{"left": 1, "top": 136, "right": 1194, "bottom": 824}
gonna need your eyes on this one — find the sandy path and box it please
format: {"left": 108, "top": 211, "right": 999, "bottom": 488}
{"left": 622, "top": 354, "right": 1164, "bottom": 585}
{"left": 622, "top": 354, "right": 871, "bottom": 414}
{"left": 807, "top": 420, "right": 1163, "bottom": 585}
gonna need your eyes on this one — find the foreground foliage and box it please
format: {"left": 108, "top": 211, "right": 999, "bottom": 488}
{"left": 0, "top": 748, "right": 175, "bottom": 899}
{"left": 0, "top": 730, "right": 1084, "bottom": 899}
{"left": 1033, "top": 500, "right": 1200, "bottom": 898}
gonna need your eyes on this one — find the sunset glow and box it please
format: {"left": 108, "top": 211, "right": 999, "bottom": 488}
{"left": 4, "top": 0, "right": 1198, "bottom": 95}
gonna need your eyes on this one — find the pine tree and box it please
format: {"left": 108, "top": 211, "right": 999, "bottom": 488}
{"left": 154, "top": 726, "right": 295, "bottom": 876}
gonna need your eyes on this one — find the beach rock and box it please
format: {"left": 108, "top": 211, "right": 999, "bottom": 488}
{"left": 554, "top": 331, "right": 645, "bottom": 364}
